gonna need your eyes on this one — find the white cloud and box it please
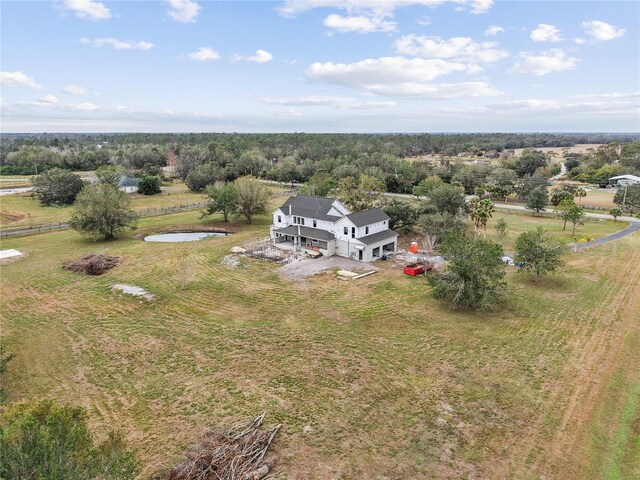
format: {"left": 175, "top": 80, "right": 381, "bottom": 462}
{"left": 236, "top": 49, "right": 274, "bottom": 63}
{"left": 530, "top": 24, "right": 563, "bottom": 42}
{"left": 417, "top": 16, "right": 432, "bottom": 26}
{"left": 484, "top": 25, "right": 504, "bottom": 36}
{"left": 278, "top": 0, "right": 494, "bottom": 35}
{"left": 306, "top": 56, "right": 500, "bottom": 99}
{"left": 324, "top": 13, "right": 397, "bottom": 33}
{"left": 61, "top": 0, "right": 111, "bottom": 20}
{"left": 0, "top": 71, "right": 43, "bottom": 89}
{"left": 394, "top": 34, "right": 508, "bottom": 62}
{"left": 38, "top": 95, "right": 59, "bottom": 104}
{"left": 467, "top": 92, "right": 639, "bottom": 115}
{"left": 167, "top": 0, "right": 202, "bottom": 23}
{"left": 263, "top": 95, "right": 396, "bottom": 109}
{"left": 574, "top": 37, "right": 586, "bottom": 45}
{"left": 580, "top": 20, "right": 625, "bottom": 41}
{"left": 186, "top": 47, "right": 220, "bottom": 61}
{"left": 62, "top": 85, "right": 87, "bottom": 95}
{"left": 508, "top": 49, "right": 577, "bottom": 76}
{"left": 72, "top": 102, "right": 100, "bottom": 111}
{"left": 80, "top": 37, "right": 154, "bottom": 50}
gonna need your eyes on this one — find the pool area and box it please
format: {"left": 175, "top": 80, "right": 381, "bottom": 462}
{"left": 144, "top": 232, "right": 229, "bottom": 243}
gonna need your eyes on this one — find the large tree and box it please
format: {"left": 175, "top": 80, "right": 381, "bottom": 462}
{"left": 203, "top": 182, "right": 238, "bottom": 222}
{"left": 185, "top": 163, "right": 222, "bottom": 192}
{"left": 526, "top": 186, "right": 548, "bottom": 214}
{"left": 0, "top": 399, "right": 139, "bottom": 480}
{"left": 32, "top": 168, "right": 85, "bottom": 206}
{"left": 428, "top": 183, "right": 466, "bottom": 216}
{"left": 233, "top": 177, "right": 269, "bottom": 224}
{"left": 514, "top": 227, "right": 564, "bottom": 282}
{"left": 334, "top": 174, "right": 385, "bottom": 211}
{"left": 69, "top": 184, "right": 137, "bottom": 239}
{"left": 428, "top": 232, "right": 507, "bottom": 310}
{"left": 382, "top": 198, "right": 417, "bottom": 232}
{"left": 514, "top": 149, "right": 548, "bottom": 177}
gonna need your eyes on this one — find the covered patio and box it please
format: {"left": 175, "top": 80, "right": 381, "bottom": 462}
{"left": 272, "top": 225, "right": 336, "bottom": 256}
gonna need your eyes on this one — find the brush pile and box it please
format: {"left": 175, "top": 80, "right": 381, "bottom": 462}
{"left": 168, "top": 413, "right": 281, "bottom": 480}
{"left": 63, "top": 253, "right": 122, "bottom": 275}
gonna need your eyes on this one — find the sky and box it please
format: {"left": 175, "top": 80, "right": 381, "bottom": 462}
{"left": 1, "top": 0, "right": 639, "bottom": 133}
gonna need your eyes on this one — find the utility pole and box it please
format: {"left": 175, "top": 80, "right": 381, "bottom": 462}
{"left": 622, "top": 183, "right": 628, "bottom": 207}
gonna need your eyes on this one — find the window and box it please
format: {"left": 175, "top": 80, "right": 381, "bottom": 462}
{"left": 344, "top": 227, "right": 348, "bottom": 235}
{"left": 351, "top": 227, "right": 356, "bottom": 238}
{"left": 301, "top": 218, "right": 305, "bottom": 225}
{"left": 313, "top": 220, "right": 317, "bottom": 228}
{"left": 277, "top": 215, "right": 281, "bottom": 223}
{"left": 365, "top": 226, "right": 369, "bottom": 234}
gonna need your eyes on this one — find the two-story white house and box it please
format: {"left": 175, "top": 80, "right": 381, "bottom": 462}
{"left": 270, "top": 194, "right": 398, "bottom": 261}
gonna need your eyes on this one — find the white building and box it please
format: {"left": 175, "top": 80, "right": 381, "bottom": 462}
{"left": 118, "top": 176, "right": 139, "bottom": 193}
{"left": 270, "top": 195, "right": 398, "bottom": 262}
{"left": 609, "top": 175, "right": 640, "bottom": 187}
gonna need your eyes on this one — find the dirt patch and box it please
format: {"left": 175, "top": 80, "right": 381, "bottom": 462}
{"left": 112, "top": 283, "right": 154, "bottom": 300}
{"left": 134, "top": 223, "right": 242, "bottom": 240}
{"left": 0, "top": 210, "right": 29, "bottom": 223}
{"left": 64, "top": 254, "right": 122, "bottom": 275}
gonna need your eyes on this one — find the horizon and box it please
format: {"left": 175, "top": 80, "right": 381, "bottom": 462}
{"left": 1, "top": 0, "right": 639, "bottom": 133}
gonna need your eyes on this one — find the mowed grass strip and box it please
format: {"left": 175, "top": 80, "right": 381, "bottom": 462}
{"left": 1, "top": 210, "right": 639, "bottom": 479}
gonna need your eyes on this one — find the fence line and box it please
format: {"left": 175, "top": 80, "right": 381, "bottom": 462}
{"left": 0, "top": 201, "right": 207, "bottom": 238}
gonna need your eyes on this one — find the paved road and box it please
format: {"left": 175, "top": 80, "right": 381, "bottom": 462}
{"left": 493, "top": 202, "right": 639, "bottom": 224}
{"left": 574, "top": 221, "right": 640, "bottom": 249}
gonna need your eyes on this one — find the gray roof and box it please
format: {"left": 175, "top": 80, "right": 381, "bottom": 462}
{"left": 357, "top": 229, "right": 398, "bottom": 245}
{"left": 274, "top": 225, "right": 335, "bottom": 241}
{"left": 346, "top": 208, "right": 390, "bottom": 227}
{"left": 118, "top": 176, "right": 139, "bottom": 187}
{"left": 278, "top": 195, "right": 342, "bottom": 222}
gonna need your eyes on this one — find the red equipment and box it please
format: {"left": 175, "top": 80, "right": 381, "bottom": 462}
{"left": 403, "top": 261, "right": 433, "bottom": 276}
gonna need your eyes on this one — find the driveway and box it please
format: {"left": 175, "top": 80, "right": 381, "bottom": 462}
{"left": 277, "top": 255, "right": 377, "bottom": 281}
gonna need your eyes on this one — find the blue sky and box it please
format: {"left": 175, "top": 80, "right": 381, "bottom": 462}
{"left": 1, "top": 0, "right": 638, "bottom": 132}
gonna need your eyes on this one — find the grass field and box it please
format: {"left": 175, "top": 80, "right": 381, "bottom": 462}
{"left": 0, "top": 182, "right": 205, "bottom": 229}
{"left": 0, "top": 175, "right": 32, "bottom": 189}
{"left": 484, "top": 211, "right": 622, "bottom": 251}
{"left": 1, "top": 204, "right": 638, "bottom": 479}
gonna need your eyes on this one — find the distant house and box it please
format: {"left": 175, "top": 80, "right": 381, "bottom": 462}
{"left": 118, "top": 176, "right": 139, "bottom": 193}
{"left": 609, "top": 175, "right": 640, "bottom": 187}
{"left": 270, "top": 194, "right": 398, "bottom": 261}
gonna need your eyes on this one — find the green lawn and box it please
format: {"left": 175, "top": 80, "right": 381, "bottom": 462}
{"left": 484, "top": 211, "right": 624, "bottom": 252}
{"left": 2, "top": 208, "right": 638, "bottom": 479}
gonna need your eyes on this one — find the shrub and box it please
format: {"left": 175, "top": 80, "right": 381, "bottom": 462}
{"left": 428, "top": 232, "right": 507, "bottom": 310}
{"left": 0, "top": 399, "right": 139, "bottom": 480}
{"left": 138, "top": 175, "right": 162, "bottom": 195}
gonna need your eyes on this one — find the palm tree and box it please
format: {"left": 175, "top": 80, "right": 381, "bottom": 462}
{"left": 575, "top": 187, "right": 587, "bottom": 204}
{"left": 572, "top": 234, "right": 595, "bottom": 252}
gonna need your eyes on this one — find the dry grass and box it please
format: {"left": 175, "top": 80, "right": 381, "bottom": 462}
{"left": 0, "top": 182, "right": 205, "bottom": 229}
{"left": 512, "top": 144, "right": 603, "bottom": 156}
{"left": 1, "top": 209, "right": 638, "bottom": 479}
